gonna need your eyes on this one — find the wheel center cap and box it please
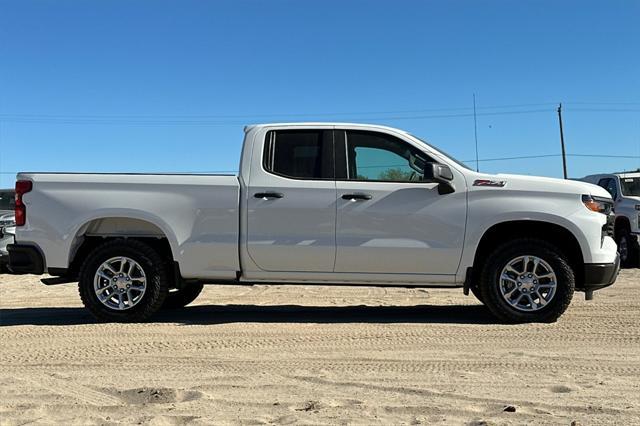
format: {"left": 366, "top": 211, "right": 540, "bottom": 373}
{"left": 115, "top": 277, "right": 129, "bottom": 289}
{"left": 520, "top": 276, "right": 536, "bottom": 291}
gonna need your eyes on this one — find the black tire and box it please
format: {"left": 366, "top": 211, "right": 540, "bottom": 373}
{"left": 617, "top": 227, "right": 639, "bottom": 268}
{"left": 470, "top": 285, "right": 485, "bottom": 304}
{"left": 162, "top": 283, "right": 204, "bottom": 309}
{"left": 479, "top": 238, "right": 575, "bottom": 323}
{"left": 78, "top": 239, "right": 170, "bottom": 322}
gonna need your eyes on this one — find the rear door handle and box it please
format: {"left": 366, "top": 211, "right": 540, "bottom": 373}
{"left": 341, "top": 193, "right": 372, "bottom": 201}
{"left": 254, "top": 192, "right": 284, "bottom": 199}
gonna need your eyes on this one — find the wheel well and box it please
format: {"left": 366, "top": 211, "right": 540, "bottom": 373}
{"left": 614, "top": 216, "right": 630, "bottom": 238}
{"left": 65, "top": 218, "right": 174, "bottom": 279}
{"left": 472, "top": 221, "right": 584, "bottom": 287}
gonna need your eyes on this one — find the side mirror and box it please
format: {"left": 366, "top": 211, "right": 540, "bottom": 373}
{"left": 424, "top": 163, "right": 455, "bottom": 194}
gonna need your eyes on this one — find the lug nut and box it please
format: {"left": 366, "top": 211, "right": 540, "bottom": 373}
{"left": 126, "top": 284, "right": 130, "bottom": 288}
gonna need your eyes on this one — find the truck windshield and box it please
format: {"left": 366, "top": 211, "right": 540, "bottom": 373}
{"left": 620, "top": 177, "right": 640, "bottom": 196}
{"left": 409, "top": 134, "right": 473, "bottom": 171}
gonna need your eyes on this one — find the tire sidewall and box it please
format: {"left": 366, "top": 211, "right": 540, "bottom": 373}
{"left": 79, "top": 241, "right": 168, "bottom": 321}
{"left": 616, "top": 228, "right": 640, "bottom": 268}
{"left": 162, "top": 283, "right": 204, "bottom": 309}
{"left": 480, "top": 240, "right": 575, "bottom": 323}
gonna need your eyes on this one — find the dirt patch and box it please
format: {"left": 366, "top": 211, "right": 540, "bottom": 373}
{"left": 1, "top": 270, "right": 639, "bottom": 424}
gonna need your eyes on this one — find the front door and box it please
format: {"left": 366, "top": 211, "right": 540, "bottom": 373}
{"left": 334, "top": 130, "right": 466, "bottom": 276}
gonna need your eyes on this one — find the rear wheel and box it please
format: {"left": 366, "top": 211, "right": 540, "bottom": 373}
{"left": 163, "top": 283, "right": 204, "bottom": 309}
{"left": 78, "top": 239, "right": 169, "bottom": 322}
{"left": 479, "top": 238, "right": 574, "bottom": 323}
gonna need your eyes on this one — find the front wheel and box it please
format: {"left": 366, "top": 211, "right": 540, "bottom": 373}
{"left": 78, "top": 239, "right": 170, "bottom": 322}
{"left": 163, "top": 283, "right": 204, "bottom": 309}
{"left": 479, "top": 239, "right": 575, "bottom": 323}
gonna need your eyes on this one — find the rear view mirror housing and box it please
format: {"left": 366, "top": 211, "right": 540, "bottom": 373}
{"left": 424, "top": 163, "right": 455, "bottom": 194}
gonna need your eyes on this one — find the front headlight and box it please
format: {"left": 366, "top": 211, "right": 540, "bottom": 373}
{"left": 582, "top": 194, "right": 613, "bottom": 214}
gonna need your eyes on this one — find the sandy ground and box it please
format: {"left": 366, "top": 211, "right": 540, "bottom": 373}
{"left": 0, "top": 271, "right": 639, "bottom": 425}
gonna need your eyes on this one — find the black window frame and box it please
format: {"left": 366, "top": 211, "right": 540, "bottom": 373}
{"left": 334, "top": 130, "right": 436, "bottom": 183}
{"left": 597, "top": 177, "right": 618, "bottom": 200}
{"left": 262, "top": 129, "right": 335, "bottom": 181}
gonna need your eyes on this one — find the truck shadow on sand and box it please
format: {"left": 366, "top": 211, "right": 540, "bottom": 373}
{"left": 0, "top": 304, "right": 499, "bottom": 326}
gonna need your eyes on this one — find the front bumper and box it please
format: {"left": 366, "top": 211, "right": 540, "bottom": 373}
{"left": 582, "top": 252, "right": 620, "bottom": 292}
{"left": 7, "top": 244, "right": 45, "bottom": 274}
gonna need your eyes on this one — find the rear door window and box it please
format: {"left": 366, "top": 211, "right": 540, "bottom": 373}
{"left": 263, "top": 130, "right": 334, "bottom": 179}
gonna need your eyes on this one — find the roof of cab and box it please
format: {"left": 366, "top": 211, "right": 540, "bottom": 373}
{"left": 244, "top": 122, "right": 411, "bottom": 134}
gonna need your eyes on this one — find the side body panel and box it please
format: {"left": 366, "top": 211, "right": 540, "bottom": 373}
{"left": 332, "top": 126, "right": 468, "bottom": 276}
{"left": 456, "top": 174, "right": 618, "bottom": 283}
{"left": 240, "top": 125, "right": 338, "bottom": 275}
{"left": 15, "top": 173, "right": 241, "bottom": 279}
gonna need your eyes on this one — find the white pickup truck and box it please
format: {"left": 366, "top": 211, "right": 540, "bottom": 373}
{"left": 8, "top": 123, "right": 619, "bottom": 323}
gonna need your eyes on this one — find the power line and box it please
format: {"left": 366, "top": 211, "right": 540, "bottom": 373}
{"left": 0, "top": 108, "right": 556, "bottom": 125}
{"left": 564, "top": 108, "right": 640, "bottom": 112}
{"left": 0, "top": 102, "right": 559, "bottom": 120}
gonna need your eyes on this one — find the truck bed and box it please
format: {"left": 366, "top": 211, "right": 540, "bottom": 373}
{"left": 16, "top": 172, "right": 241, "bottom": 279}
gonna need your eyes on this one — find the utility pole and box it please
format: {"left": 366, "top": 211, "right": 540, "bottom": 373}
{"left": 557, "top": 103, "right": 568, "bottom": 179}
{"left": 473, "top": 94, "right": 479, "bottom": 172}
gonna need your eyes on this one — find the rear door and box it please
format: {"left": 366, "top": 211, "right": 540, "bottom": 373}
{"left": 245, "top": 128, "right": 337, "bottom": 272}
{"left": 333, "top": 129, "right": 466, "bottom": 276}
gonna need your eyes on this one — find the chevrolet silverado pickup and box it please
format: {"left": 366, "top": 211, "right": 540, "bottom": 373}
{"left": 8, "top": 123, "right": 620, "bottom": 323}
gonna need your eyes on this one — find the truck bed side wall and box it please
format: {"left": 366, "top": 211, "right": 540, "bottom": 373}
{"left": 15, "top": 173, "right": 241, "bottom": 280}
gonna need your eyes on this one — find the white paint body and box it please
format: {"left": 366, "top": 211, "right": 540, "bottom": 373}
{"left": 15, "top": 123, "right": 617, "bottom": 286}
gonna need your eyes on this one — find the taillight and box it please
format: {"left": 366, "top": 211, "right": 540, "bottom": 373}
{"left": 15, "top": 180, "right": 33, "bottom": 226}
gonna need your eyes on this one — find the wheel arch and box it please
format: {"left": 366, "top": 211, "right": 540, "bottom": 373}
{"left": 471, "top": 220, "right": 585, "bottom": 288}
{"left": 65, "top": 212, "right": 179, "bottom": 278}
{"left": 614, "top": 215, "right": 631, "bottom": 236}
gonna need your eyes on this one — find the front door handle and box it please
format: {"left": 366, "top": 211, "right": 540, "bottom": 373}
{"left": 341, "top": 193, "right": 372, "bottom": 201}
{"left": 254, "top": 192, "right": 284, "bottom": 199}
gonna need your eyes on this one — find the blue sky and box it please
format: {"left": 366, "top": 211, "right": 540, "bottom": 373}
{"left": 0, "top": 0, "right": 638, "bottom": 187}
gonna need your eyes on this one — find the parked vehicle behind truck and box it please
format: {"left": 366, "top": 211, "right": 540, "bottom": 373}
{"left": 8, "top": 123, "right": 619, "bottom": 323}
{"left": 0, "top": 189, "right": 16, "bottom": 271}
{"left": 580, "top": 171, "right": 640, "bottom": 267}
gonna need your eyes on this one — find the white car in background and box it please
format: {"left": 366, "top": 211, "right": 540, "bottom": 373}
{"left": 580, "top": 171, "right": 640, "bottom": 267}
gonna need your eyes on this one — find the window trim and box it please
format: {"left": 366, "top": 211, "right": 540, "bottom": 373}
{"left": 335, "top": 129, "right": 437, "bottom": 184}
{"left": 598, "top": 177, "right": 618, "bottom": 200}
{"left": 262, "top": 129, "right": 336, "bottom": 181}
